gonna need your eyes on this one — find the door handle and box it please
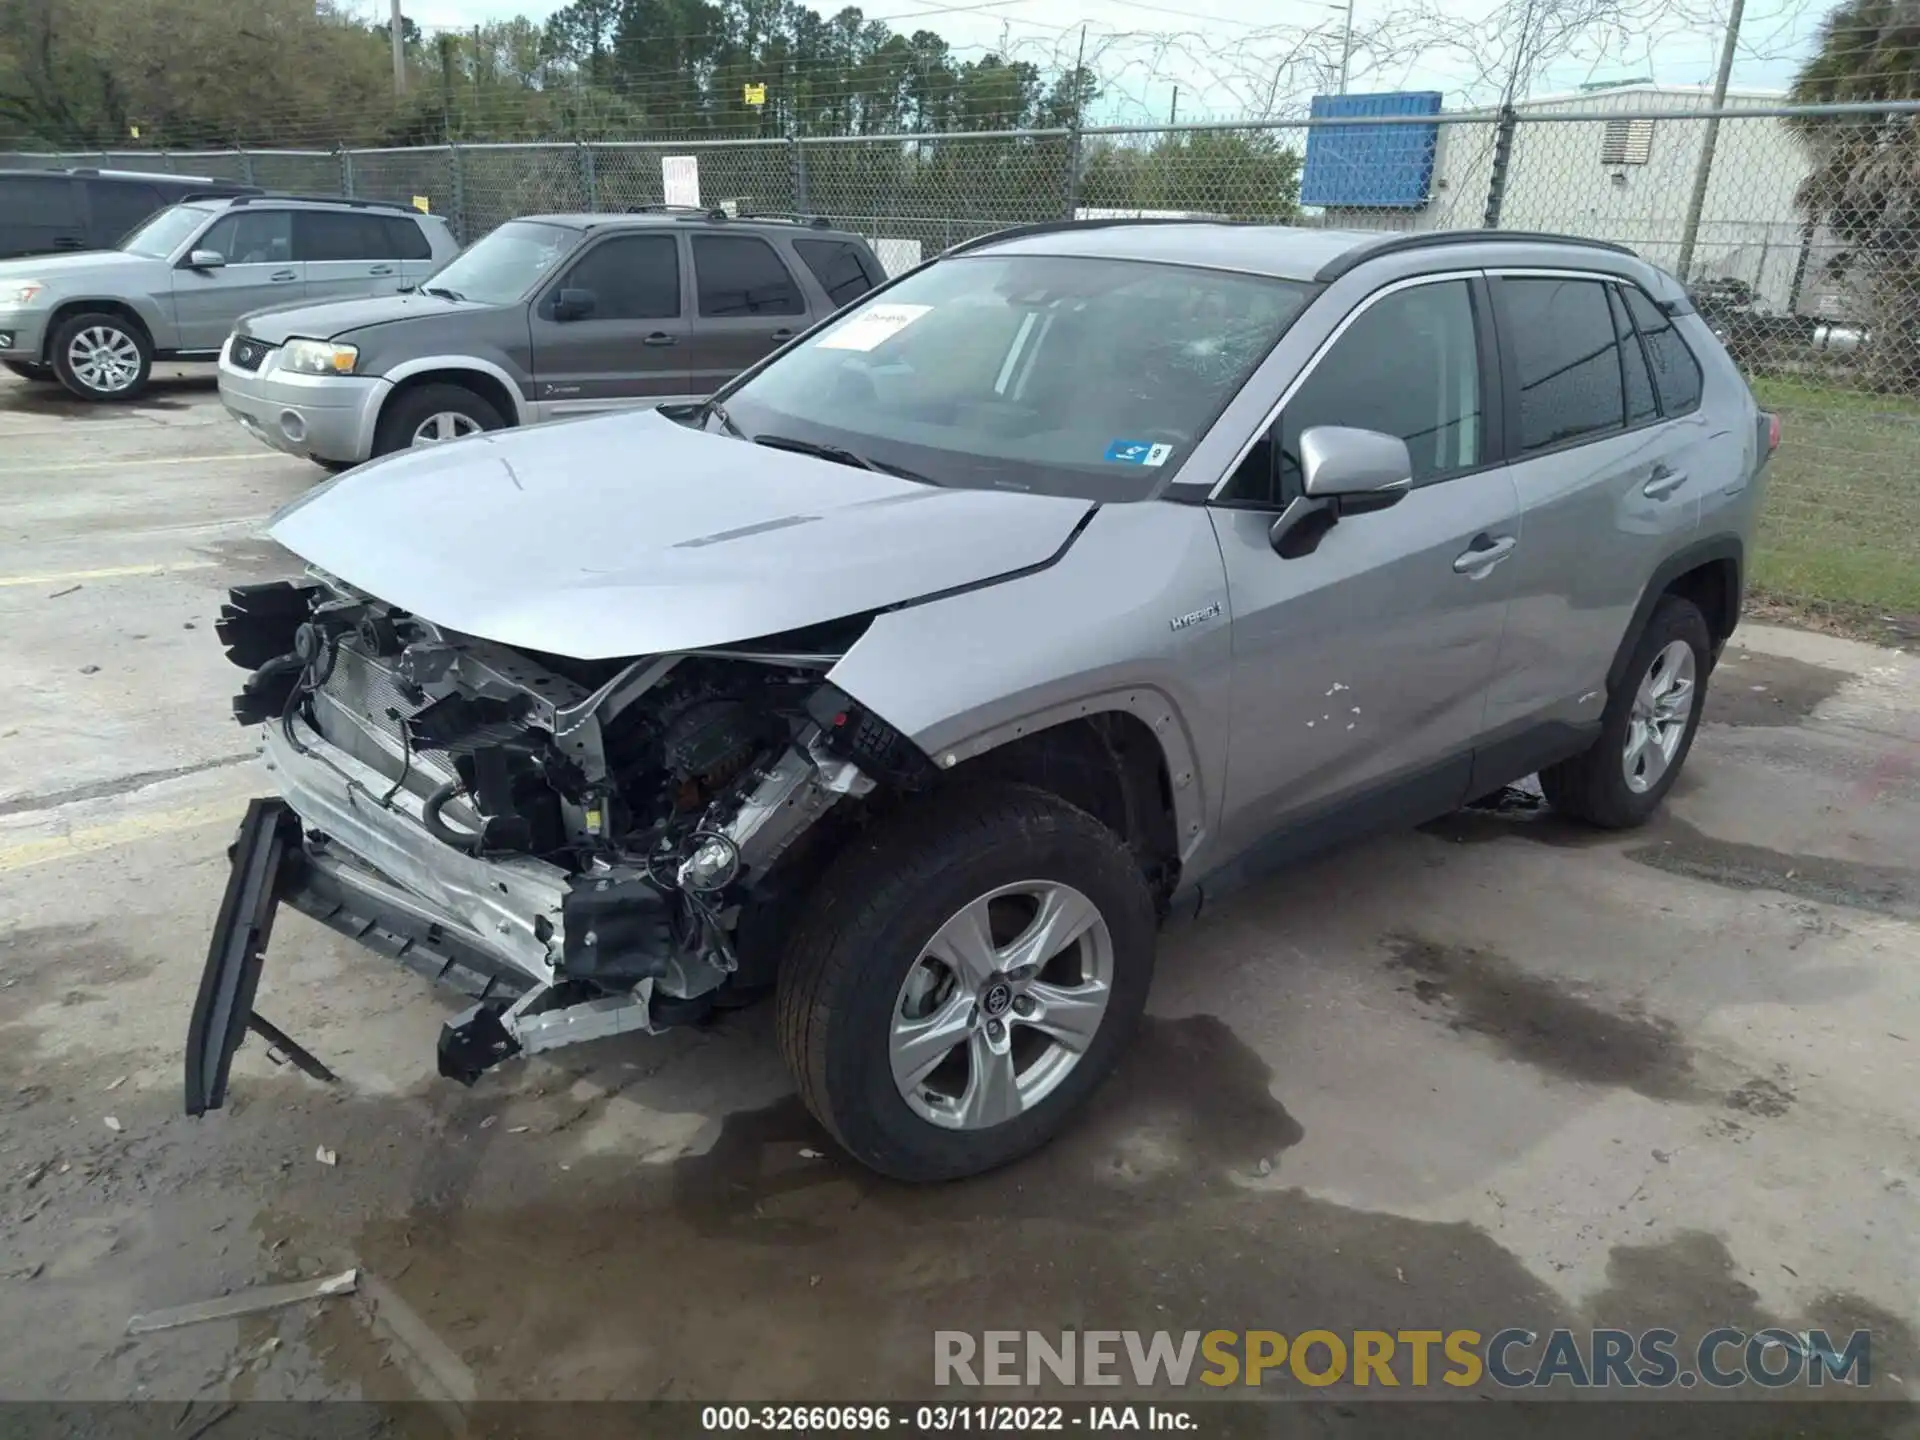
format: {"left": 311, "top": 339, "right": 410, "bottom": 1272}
{"left": 771, "top": 328, "right": 795, "bottom": 341}
{"left": 369, "top": 264, "right": 395, "bottom": 276}
{"left": 1452, "top": 533, "right": 1516, "bottom": 575}
{"left": 270, "top": 270, "right": 298, "bottom": 283}
{"left": 1643, "top": 465, "right": 1688, "bottom": 499}
{"left": 53, "top": 237, "right": 86, "bottom": 251}
{"left": 642, "top": 332, "right": 677, "bottom": 347}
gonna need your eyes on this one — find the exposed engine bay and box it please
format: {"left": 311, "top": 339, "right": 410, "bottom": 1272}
{"left": 213, "top": 573, "right": 932, "bottom": 1083}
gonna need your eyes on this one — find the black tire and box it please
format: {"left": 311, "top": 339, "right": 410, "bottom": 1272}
{"left": 2, "top": 360, "right": 55, "bottom": 383}
{"left": 48, "top": 311, "right": 152, "bottom": 402}
{"left": 313, "top": 458, "right": 356, "bottom": 475}
{"left": 776, "top": 782, "right": 1156, "bottom": 1182}
{"left": 1541, "top": 595, "right": 1712, "bottom": 829}
{"left": 372, "top": 382, "right": 505, "bottom": 457}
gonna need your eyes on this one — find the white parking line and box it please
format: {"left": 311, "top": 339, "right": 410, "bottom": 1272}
{"left": 12, "top": 453, "right": 295, "bottom": 475}
{"left": 0, "top": 561, "right": 217, "bottom": 588}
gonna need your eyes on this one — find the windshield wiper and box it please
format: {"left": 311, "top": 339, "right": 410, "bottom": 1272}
{"left": 703, "top": 399, "right": 746, "bottom": 438}
{"left": 750, "top": 433, "right": 934, "bottom": 486}
{"left": 420, "top": 285, "right": 464, "bottom": 301}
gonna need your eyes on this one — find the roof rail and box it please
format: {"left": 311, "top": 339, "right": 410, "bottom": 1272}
{"left": 1313, "top": 229, "right": 1638, "bottom": 281}
{"left": 941, "top": 215, "right": 1250, "bottom": 258}
{"left": 225, "top": 192, "right": 416, "bottom": 215}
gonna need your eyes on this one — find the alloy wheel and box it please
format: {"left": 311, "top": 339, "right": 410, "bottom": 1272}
{"left": 889, "top": 880, "right": 1113, "bottom": 1131}
{"left": 66, "top": 326, "right": 142, "bottom": 394}
{"left": 410, "top": 411, "right": 483, "bottom": 446}
{"left": 1623, "top": 639, "right": 1697, "bottom": 794}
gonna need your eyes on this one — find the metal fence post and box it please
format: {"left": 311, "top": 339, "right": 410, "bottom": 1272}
{"left": 448, "top": 143, "right": 467, "bottom": 243}
{"left": 1481, "top": 105, "right": 1517, "bottom": 229}
{"left": 789, "top": 135, "right": 810, "bottom": 214}
{"left": 579, "top": 141, "right": 597, "bottom": 211}
{"left": 240, "top": 150, "right": 254, "bottom": 187}
{"left": 1063, "top": 121, "right": 1084, "bottom": 221}
{"left": 339, "top": 147, "right": 355, "bottom": 198}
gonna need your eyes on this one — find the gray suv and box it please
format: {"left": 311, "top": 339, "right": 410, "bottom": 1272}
{"left": 189, "top": 222, "right": 1774, "bottom": 1182}
{"left": 0, "top": 193, "right": 455, "bottom": 401}
{"left": 217, "top": 210, "right": 885, "bottom": 468}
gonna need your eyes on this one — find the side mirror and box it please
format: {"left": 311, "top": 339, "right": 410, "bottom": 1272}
{"left": 553, "top": 288, "right": 596, "bottom": 322}
{"left": 1268, "top": 426, "right": 1413, "bottom": 557}
{"left": 1299, "top": 426, "right": 1414, "bottom": 512}
{"left": 186, "top": 249, "right": 226, "bottom": 270}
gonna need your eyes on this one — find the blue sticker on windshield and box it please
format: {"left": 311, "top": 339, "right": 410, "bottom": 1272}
{"left": 1105, "top": 439, "right": 1174, "bottom": 467}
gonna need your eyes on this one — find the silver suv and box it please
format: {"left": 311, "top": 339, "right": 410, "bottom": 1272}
{"left": 0, "top": 194, "right": 456, "bottom": 401}
{"left": 188, "top": 222, "right": 1775, "bottom": 1182}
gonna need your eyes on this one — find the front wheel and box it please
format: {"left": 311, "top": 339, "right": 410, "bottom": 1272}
{"left": 776, "top": 783, "right": 1156, "bottom": 1181}
{"left": 372, "top": 382, "right": 505, "bottom": 457}
{"left": 1541, "top": 595, "right": 1711, "bottom": 828}
{"left": 49, "top": 313, "right": 152, "bottom": 401}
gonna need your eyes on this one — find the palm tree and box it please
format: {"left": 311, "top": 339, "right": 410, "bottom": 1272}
{"left": 1788, "top": 0, "right": 1920, "bottom": 391}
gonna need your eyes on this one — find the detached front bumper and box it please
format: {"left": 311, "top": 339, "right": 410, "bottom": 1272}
{"left": 219, "top": 340, "right": 387, "bottom": 465}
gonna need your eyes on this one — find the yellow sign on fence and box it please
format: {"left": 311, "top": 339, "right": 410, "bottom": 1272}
{"left": 743, "top": 83, "right": 767, "bottom": 107}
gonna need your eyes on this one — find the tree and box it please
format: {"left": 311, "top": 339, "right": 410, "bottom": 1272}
{"left": 1081, "top": 131, "right": 1302, "bottom": 220}
{"left": 1789, "top": 0, "right": 1920, "bottom": 392}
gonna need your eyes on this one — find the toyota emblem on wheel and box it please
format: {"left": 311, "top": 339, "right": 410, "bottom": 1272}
{"left": 982, "top": 982, "right": 1014, "bottom": 1017}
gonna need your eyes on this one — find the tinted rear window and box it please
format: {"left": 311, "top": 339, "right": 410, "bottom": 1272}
{"left": 85, "top": 180, "right": 164, "bottom": 244}
{"left": 297, "top": 209, "right": 400, "bottom": 262}
{"left": 693, "top": 234, "right": 804, "bottom": 317}
{"left": 384, "top": 215, "right": 431, "bottom": 260}
{"left": 1623, "top": 285, "right": 1704, "bottom": 416}
{"left": 793, "top": 238, "right": 879, "bottom": 308}
{"left": 2, "top": 175, "right": 81, "bottom": 227}
{"left": 1499, "top": 277, "right": 1626, "bottom": 453}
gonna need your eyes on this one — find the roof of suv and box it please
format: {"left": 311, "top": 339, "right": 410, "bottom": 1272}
{"left": 520, "top": 209, "right": 869, "bottom": 240}
{"left": 960, "top": 219, "right": 1644, "bottom": 286}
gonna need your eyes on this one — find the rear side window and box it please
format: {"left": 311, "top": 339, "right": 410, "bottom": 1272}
{"left": 85, "top": 180, "right": 163, "bottom": 243}
{"left": 1499, "top": 277, "right": 1625, "bottom": 453}
{"left": 3, "top": 175, "right": 82, "bottom": 227}
{"left": 1608, "top": 285, "right": 1658, "bottom": 426}
{"left": 692, "top": 234, "right": 804, "bottom": 317}
{"left": 197, "top": 209, "right": 293, "bottom": 264}
{"left": 296, "top": 210, "right": 399, "bottom": 262}
{"left": 557, "top": 234, "right": 680, "bottom": 319}
{"left": 792, "top": 238, "right": 879, "bottom": 308}
{"left": 383, "top": 216, "right": 432, "bottom": 260}
{"left": 1622, "top": 285, "right": 1704, "bottom": 416}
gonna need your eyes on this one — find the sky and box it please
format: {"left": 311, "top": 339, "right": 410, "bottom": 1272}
{"left": 376, "top": 0, "right": 1836, "bottom": 123}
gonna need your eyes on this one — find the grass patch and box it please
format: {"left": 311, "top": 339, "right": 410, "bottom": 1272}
{"left": 1745, "top": 375, "right": 1920, "bottom": 618}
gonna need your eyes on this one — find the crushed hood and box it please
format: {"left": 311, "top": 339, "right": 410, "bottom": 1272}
{"left": 238, "top": 291, "right": 486, "bottom": 343}
{"left": 268, "top": 409, "right": 1094, "bottom": 659}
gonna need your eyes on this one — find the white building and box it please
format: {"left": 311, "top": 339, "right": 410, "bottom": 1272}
{"left": 1319, "top": 85, "right": 1838, "bottom": 316}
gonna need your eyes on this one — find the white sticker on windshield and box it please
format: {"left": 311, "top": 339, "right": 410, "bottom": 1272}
{"left": 818, "top": 303, "right": 933, "bottom": 352}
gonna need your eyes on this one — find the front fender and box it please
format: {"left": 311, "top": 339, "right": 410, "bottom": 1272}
{"left": 379, "top": 354, "right": 531, "bottom": 425}
{"left": 827, "top": 502, "right": 1234, "bottom": 866}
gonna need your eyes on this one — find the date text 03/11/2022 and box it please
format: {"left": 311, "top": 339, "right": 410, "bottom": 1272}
{"left": 700, "top": 1405, "right": 1196, "bottom": 1431}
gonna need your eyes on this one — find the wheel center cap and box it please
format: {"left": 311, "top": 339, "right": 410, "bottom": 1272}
{"left": 981, "top": 981, "right": 1014, "bottom": 1018}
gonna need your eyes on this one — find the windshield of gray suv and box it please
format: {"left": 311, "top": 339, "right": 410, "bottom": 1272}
{"left": 420, "top": 219, "right": 578, "bottom": 304}
{"left": 714, "top": 253, "right": 1311, "bottom": 499}
{"left": 119, "top": 204, "right": 214, "bottom": 259}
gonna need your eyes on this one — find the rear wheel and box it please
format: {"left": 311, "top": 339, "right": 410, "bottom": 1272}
{"left": 372, "top": 382, "right": 505, "bottom": 457}
{"left": 777, "top": 783, "right": 1155, "bottom": 1182}
{"left": 1541, "top": 595, "right": 1711, "bottom": 828}
{"left": 49, "top": 312, "right": 152, "bottom": 401}
{"left": 2, "top": 360, "right": 55, "bottom": 383}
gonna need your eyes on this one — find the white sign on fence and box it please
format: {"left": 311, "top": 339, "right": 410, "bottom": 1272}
{"left": 872, "top": 238, "right": 923, "bottom": 276}
{"left": 662, "top": 155, "right": 700, "bottom": 208}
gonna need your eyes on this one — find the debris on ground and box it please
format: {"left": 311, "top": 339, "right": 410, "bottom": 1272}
{"left": 103, "top": 1116, "right": 122, "bottom": 1133}
{"left": 104, "top": 1076, "right": 126, "bottom": 1091}
{"left": 47, "top": 585, "right": 81, "bottom": 599}
{"left": 21, "top": 1160, "right": 49, "bottom": 1189}
{"left": 314, "top": 1146, "right": 338, "bottom": 1167}
{"left": 125, "top": 1268, "right": 359, "bottom": 1335}
{"left": 78, "top": 664, "right": 100, "bottom": 675}
{"left": 479, "top": 1115, "right": 497, "bottom": 1130}
{"left": 507, "top": 1125, "right": 529, "bottom": 1134}
{"left": 799, "top": 1148, "right": 823, "bottom": 1159}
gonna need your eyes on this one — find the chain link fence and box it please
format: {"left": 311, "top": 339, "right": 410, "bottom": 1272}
{"left": 7, "top": 100, "right": 1918, "bottom": 621}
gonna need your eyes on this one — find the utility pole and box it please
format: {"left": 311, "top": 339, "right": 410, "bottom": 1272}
{"left": 1675, "top": 0, "right": 1746, "bottom": 282}
{"left": 1168, "top": 85, "right": 1179, "bottom": 125}
{"left": 1339, "top": 0, "right": 1356, "bottom": 94}
{"left": 390, "top": 0, "right": 407, "bottom": 96}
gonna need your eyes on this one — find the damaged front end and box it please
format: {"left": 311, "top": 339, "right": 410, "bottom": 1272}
{"left": 187, "top": 575, "right": 931, "bottom": 1113}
